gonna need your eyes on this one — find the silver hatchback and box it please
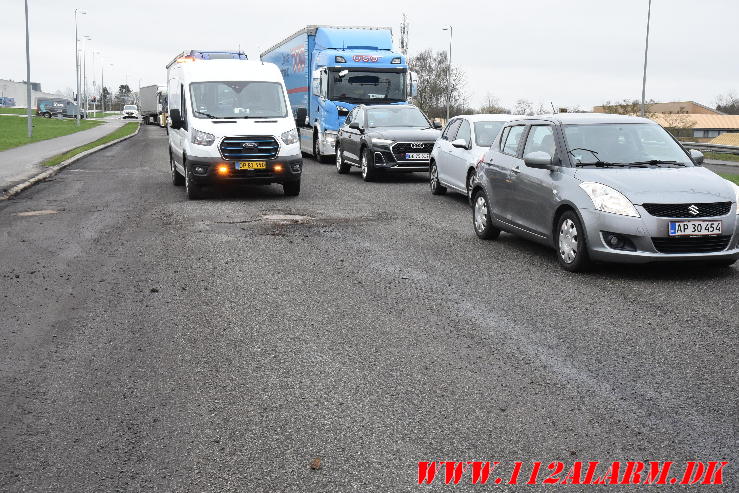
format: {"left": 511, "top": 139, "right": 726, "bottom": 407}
{"left": 470, "top": 113, "right": 739, "bottom": 272}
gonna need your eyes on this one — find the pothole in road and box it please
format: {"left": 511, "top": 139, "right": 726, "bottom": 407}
{"left": 15, "top": 209, "right": 58, "bottom": 217}
{"left": 261, "top": 213, "right": 314, "bottom": 224}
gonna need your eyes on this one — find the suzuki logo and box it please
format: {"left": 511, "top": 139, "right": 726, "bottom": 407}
{"left": 410, "top": 142, "right": 424, "bottom": 149}
{"left": 688, "top": 204, "right": 699, "bottom": 216}
{"left": 242, "top": 142, "right": 258, "bottom": 149}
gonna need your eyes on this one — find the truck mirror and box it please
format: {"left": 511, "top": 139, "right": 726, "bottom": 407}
{"left": 408, "top": 71, "right": 419, "bottom": 98}
{"left": 170, "top": 109, "right": 182, "bottom": 130}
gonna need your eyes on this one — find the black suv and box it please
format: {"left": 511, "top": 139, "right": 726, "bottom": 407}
{"left": 335, "top": 104, "right": 442, "bottom": 181}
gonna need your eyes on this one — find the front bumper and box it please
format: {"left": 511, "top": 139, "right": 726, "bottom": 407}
{"left": 581, "top": 205, "right": 739, "bottom": 263}
{"left": 371, "top": 147, "right": 431, "bottom": 172}
{"left": 187, "top": 154, "right": 303, "bottom": 185}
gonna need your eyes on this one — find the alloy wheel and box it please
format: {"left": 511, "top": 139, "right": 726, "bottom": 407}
{"left": 474, "top": 196, "right": 488, "bottom": 233}
{"left": 430, "top": 164, "right": 438, "bottom": 192}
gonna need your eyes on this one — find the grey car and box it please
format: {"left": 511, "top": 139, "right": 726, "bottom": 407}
{"left": 470, "top": 113, "right": 739, "bottom": 272}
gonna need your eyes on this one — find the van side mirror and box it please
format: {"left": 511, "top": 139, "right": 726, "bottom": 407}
{"left": 170, "top": 109, "right": 182, "bottom": 130}
{"left": 295, "top": 107, "right": 308, "bottom": 128}
{"left": 523, "top": 151, "right": 553, "bottom": 169}
{"left": 451, "top": 138, "right": 470, "bottom": 150}
{"left": 689, "top": 149, "right": 704, "bottom": 165}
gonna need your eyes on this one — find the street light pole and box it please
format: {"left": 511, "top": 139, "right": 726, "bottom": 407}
{"left": 640, "top": 0, "right": 652, "bottom": 117}
{"left": 24, "top": 0, "right": 32, "bottom": 138}
{"left": 81, "top": 35, "right": 91, "bottom": 117}
{"left": 74, "top": 9, "right": 85, "bottom": 126}
{"left": 442, "top": 26, "right": 453, "bottom": 121}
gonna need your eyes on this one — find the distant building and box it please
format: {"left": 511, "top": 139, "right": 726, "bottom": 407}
{"left": 649, "top": 114, "right": 739, "bottom": 142}
{"left": 0, "top": 79, "right": 59, "bottom": 108}
{"left": 593, "top": 100, "right": 723, "bottom": 115}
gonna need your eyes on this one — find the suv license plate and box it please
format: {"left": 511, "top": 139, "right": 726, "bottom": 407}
{"left": 237, "top": 161, "right": 266, "bottom": 170}
{"left": 405, "top": 153, "right": 430, "bottom": 160}
{"left": 668, "top": 220, "right": 722, "bottom": 236}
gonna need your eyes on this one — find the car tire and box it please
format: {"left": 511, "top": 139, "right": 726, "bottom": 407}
{"left": 185, "top": 163, "right": 203, "bottom": 200}
{"left": 360, "top": 147, "right": 377, "bottom": 182}
{"left": 466, "top": 170, "right": 478, "bottom": 200}
{"left": 429, "top": 161, "right": 447, "bottom": 195}
{"left": 335, "top": 144, "right": 350, "bottom": 174}
{"left": 556, "top": 210, "right": 591, "bottom": 272}
{"left": 472, "top": 190, "right": 500, "bottom": 240}
{"left": 283, "top": 180, "right": 301, "bottom": 196}
{"left": 171, "top": 153, "right": 184, "bottom": 186}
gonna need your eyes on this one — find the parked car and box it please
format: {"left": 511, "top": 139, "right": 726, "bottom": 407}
{"left": 335, "top": 104, "right": 441, "bottom": 181}
{"left": 430, "top": 114, "right": 514, "bottom": 199}
{"left": 121, "top": 105, "right": 139, "bottom": 119}
{"left": 470, "top": 113, "right": 739, "bottom": 272}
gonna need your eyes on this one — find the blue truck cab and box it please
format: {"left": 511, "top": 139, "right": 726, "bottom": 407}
{"left": 261, "top": 25, "right": 417, "bottom": 162}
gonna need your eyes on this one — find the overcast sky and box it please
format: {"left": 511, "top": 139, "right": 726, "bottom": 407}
{"left": 2, "top": 0, "right": 737, "bottom": 110}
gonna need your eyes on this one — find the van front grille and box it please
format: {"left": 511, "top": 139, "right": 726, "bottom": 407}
{"left": 220, "top": 136, "right": 279, "bottom": 160}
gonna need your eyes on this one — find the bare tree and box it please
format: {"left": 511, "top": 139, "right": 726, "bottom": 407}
{"left": 599, "top": 98, "right": 656, "bottom": 117}
{"left": 512, "top": 99, "right": 533, "bottom": 116}
{"left": 478, "top": 93, "right": 510, "bottom": 114}
{"left": 399, "top": 14, "right": 409, "bottom": 56}
{"left": 408, "top": 49, "right": 469, "bottom": 119}
{"left": 715, "top": 92, "right": 739, "bottom": 114}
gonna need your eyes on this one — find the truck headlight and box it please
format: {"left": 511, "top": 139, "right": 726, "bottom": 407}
{"left": 191, "top": 129, "right": 215, "bottom": 146}
{"left": 579, "top": 182, "right": 640, "bottom": 218}
{"left": 281, "top": 128, "right": 299, "bottom": 145}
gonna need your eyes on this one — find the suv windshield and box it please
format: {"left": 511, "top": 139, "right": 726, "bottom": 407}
{"left": 366, "top": 106, "right": 430, "bottom": 128}
{"left": 123, "top": 105, "right": 137, "bottom": 111}
{"left": 329, "top": 70, "right": 405, "bottom": 103}
{"left": 189, "top": 81, "right": 287, "bottom": 119}
{"left": 474, "top": 121, "right": 505, "bottom": 147}
{"left": 564, "top": 123, "right": 692, "bottom": 166}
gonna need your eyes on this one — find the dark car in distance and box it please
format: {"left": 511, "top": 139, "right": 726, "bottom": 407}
{"left": 335, "top": 104, "right": 442, "bottom": 181}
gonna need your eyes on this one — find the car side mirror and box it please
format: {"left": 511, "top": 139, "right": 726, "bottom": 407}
{"left": 689, "top": 149, "right": 704, "bottom": 165}
{"left": 349, "top": 122, "right": 361, "bottom": 131}
{"left": 295, "top": 107, "right": 308, "bottom": 128}
{"left": 451, "top": 138, "right": 469, "bottom": 150}
{"left": 169, "top": 108, "right": 182, "bottom": 130}
{"left": 523, "top": 151, "right": 553, "bottom": 169}
{"left": 433, "top": 121, "right": 442, "bottom": 129}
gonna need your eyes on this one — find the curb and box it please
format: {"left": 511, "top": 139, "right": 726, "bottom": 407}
{"left": 0, "top": 123, "right": 141, "bottom": 201}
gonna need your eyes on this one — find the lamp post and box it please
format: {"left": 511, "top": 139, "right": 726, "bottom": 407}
{"left": 640, "top": 0, "right": 652, "bottom": 117}
{"left": 81, "top": 35, "right": 91, "bottom": 117}
{"left": 442, "top": 25, "right": 453, "bottom": 121}
{"left": 74, "top": 8, "right": 86, "bottom": 126}
{"left": 25, "top": 0, "right": 32, "bottom": 137}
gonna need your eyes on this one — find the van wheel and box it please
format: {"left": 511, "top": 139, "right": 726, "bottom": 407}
{"left": 360, "top": 148, "right": 377, "bottom": 182}
{"left": 430, "top": 161, "right": 446, "bottom": 195}
{"left": 556, "top": 211, "right": 591, "bottom": 272}
{"left": 171, "top": 153, "right": 184, "bottom": 186}
{"left": 472, "top": 191, "right": 500, "bottom": 240}
{"left": 185, "top": 164, "right": 203, "bottom": 200}
{"left": 283, "top": 180, "right": 301, "bottom": 196}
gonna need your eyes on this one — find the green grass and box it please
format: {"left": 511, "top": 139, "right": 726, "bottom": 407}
{"left": 719, "top": 173, "right": 739, "bottom": 185}
{"left": 42, "top": 122, "right": 139, "bottom": 167}
{"left": 0, "top": 116, "right": 102, "bottom": 151}
{"left": 705, "top": 152, "right": 739, "bottom": 163}
{"left": 88, "top": 111, "right": 121, "bottom": 119}
{"left": 0, "top": 107, "right": 31, "bottom": 114}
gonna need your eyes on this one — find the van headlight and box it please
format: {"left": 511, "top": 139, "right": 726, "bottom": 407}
{"left": 281, "top": 128, "right": 299, "bottom": 145}
{"left": 729, "top": 181, "right": 739, "bottom": 215}
{"left": 579, "top": 182, "right": 640, "bottom": 217}
{"left": 191, "top": 129, "right": 215, "bottom": 146}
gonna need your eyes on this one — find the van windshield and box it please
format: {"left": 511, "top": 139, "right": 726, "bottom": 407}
{"left": 189, "top": 81, "right": 287, "bottom": 119}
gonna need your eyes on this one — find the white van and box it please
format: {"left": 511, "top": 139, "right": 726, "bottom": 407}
{"left": 167, "top": 51, "right": 303, "bottom": 199}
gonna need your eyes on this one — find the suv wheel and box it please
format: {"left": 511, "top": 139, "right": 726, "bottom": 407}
{"left": 556, "top": 211, "right": 591, "bottom": 272}
{"left": 360, "top": 148, "right": 377, "bottom": 182}
{"left": 336, "top": 144, "right": 350, "bottom": 174}
{"left": 429, "top": 162, "right": 447, "bottom": 195}
{"left": 472, "top": 191, "right": 500, "bottom": 240}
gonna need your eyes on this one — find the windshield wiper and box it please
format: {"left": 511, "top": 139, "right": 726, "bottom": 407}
{"left": 194, "top": 110, "right": 218, "bottom": 119}
{"left": 629, "top": 160, "right": 686, "bottom": 167}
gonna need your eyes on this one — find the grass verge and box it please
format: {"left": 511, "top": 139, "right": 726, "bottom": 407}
{"left": 42, "top": 122, "right": 139, "bottom": 167}
{"left": 719, "top": 173, "right": 739, "bottom": 186}
{"left": 705, "top": 152, "right": 739, "bottom": 163}
{"left": 0, "top": 107, "right": 32, "bottom": 114}
{"left": 0, "top": 116, "right": 102, "bottom": 151}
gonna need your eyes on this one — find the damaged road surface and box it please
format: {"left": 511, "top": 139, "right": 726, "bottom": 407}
{"left": 0, "top": 125, "right": 737, "bottom": 491}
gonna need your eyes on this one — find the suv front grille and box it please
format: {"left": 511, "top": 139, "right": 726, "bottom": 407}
{"left": 391, "top": 142, "right": 435, "bottom": 160}
{"left": 652, "top": 235, "right": 731, "bottom": 254}
{"left": 643, "top": 202, "right": 731, "bottom": 218}
{"left": 220, "top": 136, "right": 279, "bottom": 161}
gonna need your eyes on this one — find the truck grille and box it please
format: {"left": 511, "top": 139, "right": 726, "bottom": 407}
{"left": 220, "top": 136, "right": 279, "bottom": 161}
{"left": 643, "top": 202, "right": 731, "bottom": 218}
{"left": 652, "top": 235, "right": 731, "bottom": 254}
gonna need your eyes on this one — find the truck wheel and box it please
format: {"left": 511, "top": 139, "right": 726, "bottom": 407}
{"left": 313, "top": 134, "right": 329, "bottom": 164}
{"left": 283, "top": 180, "right": 301, "bottom": 196}
{"left": 171, "top": 153, "right": 184, "bottom": 186}
{"left": 185, "top": 164, "right": 203, "bottom": 200}
{"left": 360, "top": 148, "right": 377, "bottom": 182}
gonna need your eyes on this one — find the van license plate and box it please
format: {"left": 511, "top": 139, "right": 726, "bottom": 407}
{"left": 668, "top": 220, "right": 722, "bottom": 236}
{"left": 237, "top": 161, "right": 266, "bottom": 170}
{"left": 405, "top": 153, "right": 430, "bottom": 160}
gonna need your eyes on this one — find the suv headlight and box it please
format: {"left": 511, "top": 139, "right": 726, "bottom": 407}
{"left": 191, "top": 129, "right": 215, "bottom": 146}
{"left": 372, "top": 138, "right": 393, "bottom": 147}
{"left": 579, "top": 182, "right": 640, "bottom": 217}
{"left": 729, "top": 181, "right": 739, "bottom": 215}
{"left": 281, "top": 128, "right": 299, "bottom": 145}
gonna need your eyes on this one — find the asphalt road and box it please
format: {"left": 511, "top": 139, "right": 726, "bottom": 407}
{"left": 0, "top": 125, "right": 737, "bottom": 491}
